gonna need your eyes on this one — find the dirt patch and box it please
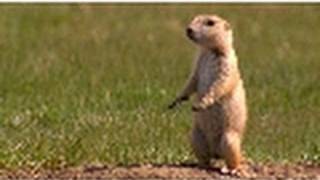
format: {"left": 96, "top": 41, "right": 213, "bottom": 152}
{"left": 1, "top": 162, "right": 319, "bottom": 179}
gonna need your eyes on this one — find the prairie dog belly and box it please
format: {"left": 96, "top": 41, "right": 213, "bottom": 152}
{"left": 196, "top": 55, "right": 220, "bottom": 97}
{"left": 194, "top": 54, "right": 246, "bottom": 141}
{"left": 194, "top": 78, "right": 246, "bottom": 127}
{"left": 193, "top": 56, "right": 224, "bottom": 145}
{"left": 194, "top": 80, "right": 246, "bottom": 157}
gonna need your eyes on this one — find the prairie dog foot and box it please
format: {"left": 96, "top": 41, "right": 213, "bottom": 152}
{"left": 220, "top": 166, "right": 254, "bottom": 178}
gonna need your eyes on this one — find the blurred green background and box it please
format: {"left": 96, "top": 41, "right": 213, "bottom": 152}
{"left": 0, "top": 4, "right": 319, "bottom": 169}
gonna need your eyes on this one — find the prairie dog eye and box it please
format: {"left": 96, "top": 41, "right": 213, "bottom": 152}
{"left": 205, "top": 19, "right": 215, "bottom": 26}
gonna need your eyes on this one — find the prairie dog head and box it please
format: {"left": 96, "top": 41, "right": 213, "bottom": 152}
{"left": 186, "top": 15, "right": 233, "bottom": 54}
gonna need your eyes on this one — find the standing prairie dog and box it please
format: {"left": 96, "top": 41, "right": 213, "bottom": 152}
{"left": 168, "top": 15, "right": 247, "bottom": 175}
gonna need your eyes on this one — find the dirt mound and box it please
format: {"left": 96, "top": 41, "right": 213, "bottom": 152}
{"left": 2, "top": 162, "right": 319, "bottom": 179}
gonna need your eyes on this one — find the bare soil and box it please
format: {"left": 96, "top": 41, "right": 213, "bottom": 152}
{"left": 1, "top": 162, "right": 319, "bottom": 179}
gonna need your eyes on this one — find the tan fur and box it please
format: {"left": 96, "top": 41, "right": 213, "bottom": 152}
{"left": 169, "top": 15, "right": 247, "bottom": 173}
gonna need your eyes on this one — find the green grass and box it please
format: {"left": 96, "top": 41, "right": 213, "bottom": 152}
{"left": 0, "top": 4, "right": 319, "bottom": 169}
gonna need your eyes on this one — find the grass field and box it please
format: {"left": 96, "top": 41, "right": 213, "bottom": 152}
{"left": 0, "top": 4, "right": 319, "bottom": 169}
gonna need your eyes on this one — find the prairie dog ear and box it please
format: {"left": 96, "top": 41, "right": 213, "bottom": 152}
{"left": 224, "top": 22, "right": 231, "bottom": 31}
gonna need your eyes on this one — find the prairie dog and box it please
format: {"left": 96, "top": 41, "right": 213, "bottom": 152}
{"left": 168, "top": 15, "right": 247, "bottom": 174}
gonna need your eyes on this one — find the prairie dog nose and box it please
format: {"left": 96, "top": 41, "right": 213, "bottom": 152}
{"left": 186, "top": 27, "right": 193, "bottom": 38}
